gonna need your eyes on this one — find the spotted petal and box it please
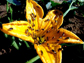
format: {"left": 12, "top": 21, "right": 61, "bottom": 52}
{"left": 35, "top": 10, "right": 63, "bottom": 36}
{"left": 40, "top": 10, "right": 63, "bottom": 30}
{"left": 42, "top": 28, "right": 84, "bottom": 44}
{"left": 34, "top": 44, "right": 62, "bottom": 63}
{"left": 26, "top": 0, "right": 44, "bottom": 20}
{"left": 0, "top": 21, "right": 34, "bottom": 43}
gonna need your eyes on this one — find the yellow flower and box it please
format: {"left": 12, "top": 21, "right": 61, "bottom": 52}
{"left": 0, "top": 0, "right": 84, "bottom": 63}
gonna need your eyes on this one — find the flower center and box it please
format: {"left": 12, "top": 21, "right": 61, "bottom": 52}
{"left": 34, "top": 36, "right": 46, "bottom": 45}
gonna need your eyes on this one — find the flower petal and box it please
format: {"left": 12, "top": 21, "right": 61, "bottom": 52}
{"left": 34, "top": 44, "right": 62, "bottom": 63}
{"left": 26, "top": 0, "right": 44, "bottom": 20}
{"left": 43, "top": 28, "right": 84, "bottom": 44}
{"left": 0, "top": 21, "right": 34, "bottom": 43}
{"left": 40, "top": 10, "right": 63, "bottom": 31}
{"left": 26, "top": 0, "right": 44, "bottom": 36}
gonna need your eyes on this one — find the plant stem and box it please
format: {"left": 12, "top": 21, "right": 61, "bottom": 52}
{"left": 63, "top": 0, "right": 77, "bottom": 17}
{"left": 63, "top": 8, "right": 70, "bottom": 17}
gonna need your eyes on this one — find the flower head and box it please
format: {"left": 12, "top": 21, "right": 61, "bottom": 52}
{"left": 0, "top": 0, "right": 84, "bottom": 63}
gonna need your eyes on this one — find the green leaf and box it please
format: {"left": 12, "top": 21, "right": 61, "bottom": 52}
{"left": 6, "top": 1, "right": 9, "bottom": 13}
{"left": 24, "top": 41, "right": 30, "bottom": 48}
{"left": 4, "top": 33, "right": 8, "bottom": 38}
{"left": 12, "top": 41, "right": 19, "bottom": 50}
{"left": 78, "top": 0, "right": 84, "bottom": 2}
{"left": 50, "top": 0, "right": 60, "bottom": 7}
{"left": 7, "top": 0, "right": 21, "bottom": 5}
{"left": 26, "top": 55, "right": 40, "bottom": 63}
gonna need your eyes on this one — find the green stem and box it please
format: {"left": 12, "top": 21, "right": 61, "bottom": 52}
{"left": 63, "top": 0, "right": 77, "bottom": 17}
{"left": 24, "top": 41, "right": 30, "bottom": 48}
{"left": 26, "top": 55, "right": 40, "bottom": 63}
{"left": 63, "top": 8, "right": 70, "bottom": 17}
